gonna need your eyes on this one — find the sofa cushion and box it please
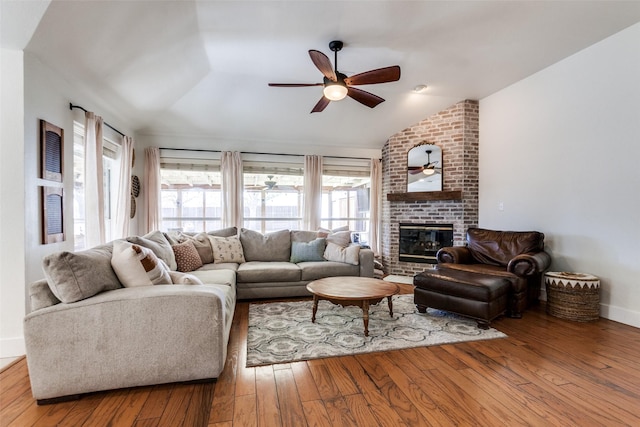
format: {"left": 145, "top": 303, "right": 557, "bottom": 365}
{"left": 127, "top": 230, "right": 177, "bottom": 271}
{"left": 165, "top": 232, "right": 214, "bottom": 264}
{"left": 290, "top": 238, "right": 326, "bottom": 263}
{"left": 467, "top": 228, "right": 545, "bottom": 267}
{"left": 190, "top": 269, "right": 236, "bottom": 287}
{"left": 291, "top": 230, "right": 321, "bottom": 243}
{"left": 196, "top": 262, "right": 239, "bottom": 272}
{"left": 237, "top": 262, "right": 301, "bottom": 283}
{"left": 324, "top": 242, "right": 360, "bottom": 265}
{"left": 111, "top": 240, "right": 172, "bottom": 287}
{"left": 240, "top": 229, "right": 291, "bottom": 262}
{"left": 29, "top": 279, "right": 61, "bottom": 311}
{"left": 299, "top": 261, "right": 360, "bottom": 281}
{"left": 42, "top": 243, "right": 122, "bottom": 303}
{"left": 209, "top": 235, "right": 246, "bottom": 264}
{"left": 172, "top": 241, "right": 204, "bottom": 272}
{"left": 208, "top": 226, "right": 238, "bottom": 238}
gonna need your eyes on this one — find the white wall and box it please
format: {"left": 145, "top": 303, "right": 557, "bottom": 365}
{"left": 0, "top": 52, "right": 136, "bottom": 358}
{"left": 0, "top": 48, "right": 27, "bottom": 358}
{"left": 479, "top": 23, "right": 640, "bottom": 327}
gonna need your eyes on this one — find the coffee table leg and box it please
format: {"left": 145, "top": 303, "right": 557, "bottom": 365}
{"left": 362, "top": 300, "right": 370, "bottom": 336}
{"left": 387, "top": 296, "right": 393, "bottom": 317}
{"left": 312, "top": 295, "right": 318, "bottom": 323}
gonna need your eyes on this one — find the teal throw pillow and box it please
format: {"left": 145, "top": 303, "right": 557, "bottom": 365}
{"left": 290, "top": 238, "right": 326, "bottom": 263}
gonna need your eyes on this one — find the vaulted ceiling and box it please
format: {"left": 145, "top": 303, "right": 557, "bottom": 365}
{"left": 6, "top": 1, "right": 640, "bottom": 152}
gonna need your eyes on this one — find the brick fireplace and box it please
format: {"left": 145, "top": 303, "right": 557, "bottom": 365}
{"left": 381, "top": 100, "right": 479, "bottom": 276}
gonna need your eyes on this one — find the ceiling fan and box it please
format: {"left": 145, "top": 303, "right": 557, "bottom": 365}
{"left": 264, "top": 175, "right": 277, "bottom": 190}
{"left": 408, "top": 150, "right": 441, "bottom": 176}
{"left": 268, "top": 40, "right": 401, "bottom": 113}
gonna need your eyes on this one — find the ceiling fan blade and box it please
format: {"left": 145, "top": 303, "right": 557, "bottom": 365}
{"left": 311, "top": 96, "right": 330, "bottom": 113}
{"left": 309, "top": 50, "right": 337, "bottom": 81}
{"left": 345, "top": 66, "right": 401, "bottom": 86}
{"left": 347, "top": 87, "right": 385, "bottom": 108}
{"left": 268, "top": 83, "right": 323, "bottom": 87}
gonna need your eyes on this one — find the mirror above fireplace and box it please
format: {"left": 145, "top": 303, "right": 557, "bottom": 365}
{"left": 407, "top": 143, "right": 442, "bottom": 192}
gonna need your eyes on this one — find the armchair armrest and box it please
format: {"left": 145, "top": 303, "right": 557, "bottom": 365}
{"left": 507, "top": 251, "right": 552, "bottom": 276}
{"left": 436, "top": 246, "right": 473, "bottom": 264}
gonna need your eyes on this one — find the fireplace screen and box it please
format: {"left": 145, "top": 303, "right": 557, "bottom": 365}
{"left": 399, "top": 223, "right": 454, "bottom": 264}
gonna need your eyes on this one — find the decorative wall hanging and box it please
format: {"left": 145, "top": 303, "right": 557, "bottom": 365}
{"left": 42, "top": 186, "right": 65, "bottom": 244}
{"left": 130, "top": 175, "right": 140, "bottom": 218}
{"left": 40, "top": 120, "right": 64, "bottom": 182}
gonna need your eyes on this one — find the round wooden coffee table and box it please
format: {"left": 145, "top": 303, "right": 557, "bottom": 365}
{"left": 306, "top": 277, "right": 400, "bottom": 336}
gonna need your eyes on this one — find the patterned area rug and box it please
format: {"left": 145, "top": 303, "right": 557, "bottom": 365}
{"left": 246, "top": 294, "right": 507, "bottom": 367}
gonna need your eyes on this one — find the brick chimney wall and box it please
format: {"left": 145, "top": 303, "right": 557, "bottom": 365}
{"left": 381, "top": 100, "right": 479, "bottom": 276}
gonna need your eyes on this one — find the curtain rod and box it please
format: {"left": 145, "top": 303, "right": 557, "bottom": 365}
{"left": 69, "top": 103, "right": 125, "bottom": 137}
{"left": 159, "top": 147, "right": 379, "bottom": 161}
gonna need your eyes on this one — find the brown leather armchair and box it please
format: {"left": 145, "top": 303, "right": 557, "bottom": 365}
{"left": 436, "top": 228, "right": 552, "bottom": 317}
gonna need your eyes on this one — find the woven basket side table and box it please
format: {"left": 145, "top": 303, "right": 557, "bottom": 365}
{"left": 545, "top": 272, "right": 600, "bottom": 322}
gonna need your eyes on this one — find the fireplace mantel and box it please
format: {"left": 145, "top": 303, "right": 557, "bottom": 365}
{"left": 386, "top": 190, "right": 463, "bottom": 202}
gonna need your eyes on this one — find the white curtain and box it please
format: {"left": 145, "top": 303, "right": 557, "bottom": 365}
{"left": 144, "top": 147, "right": 161, "bottom": 232}
{"left": 369, "top": 158, "right": 382, "bottom": 255}
{"left": 83, "top": 112, "right": 105, "bottom": 247}
{"left": 114, "top": 136, "right": 134, "bottom": 239}
{"left": 303, "top": 155, "right": 323, "bottom": 231}
{"left": 221, "top": 151, "right": 243, "bottom": 229}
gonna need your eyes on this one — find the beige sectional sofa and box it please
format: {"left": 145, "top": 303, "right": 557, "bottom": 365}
{"left": 24, "top": 227, "right": 373, "bottom": 403}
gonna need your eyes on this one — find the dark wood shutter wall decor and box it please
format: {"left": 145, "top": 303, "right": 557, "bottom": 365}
{"left": 40, "top": 120, "right": 64, "bottom": 182}
{"left": 42, "top": 186, "right": 65, "bottom": 244}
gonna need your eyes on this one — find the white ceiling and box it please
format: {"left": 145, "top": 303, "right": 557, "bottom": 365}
{"left": 9, "top": 1, "right": 640, "bottom": 152}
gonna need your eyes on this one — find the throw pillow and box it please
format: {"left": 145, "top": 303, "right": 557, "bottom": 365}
{"left": 165, "top": 231, "right": 214, "bottom": 264}
{"left": 290, "top": 238, "right": 326, "bottom": 263}
{"left": 127, "top": 230, "right": 177, "bottom": 271}
{"left": 172, "top": 241, "right": 204, "bottom": 272}
{"left": 209, "top": 235, "right": 246, "bottom": 264}
{"left": 239, "top": 228, "right": 291, "bottom": 262}
{"left": 324, "top": 242, "right": 360, "bottom": 265}
{"left": 326, "top": 230, "right": 352, "bottom": 247}
{"left": 42, "top": 242, "right": 122, "bottom": 303}
{"left": 111, "top": 240, "right": 172, "bottom": 287}
{"left": 169, "top": 271, "right": 204, "bottom": 285}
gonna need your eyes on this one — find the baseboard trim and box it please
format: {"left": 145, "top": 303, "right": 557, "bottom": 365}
{"left": 599, "top": 304, "right": 640, "bottom": 329}
{"left": 0, "top": 336, "right": 25, "bottom": 359}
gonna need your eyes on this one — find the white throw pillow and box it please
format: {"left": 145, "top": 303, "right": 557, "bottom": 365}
{"left": 169, "top": 271, "right": 204, "bottom": 285}
{"left": 324, "top": 242, "right": 360, "bottom": 265}
{"left": 209, "top": 235, "right": 246, "bottom": 264}
{"left": 111, "top": 240, "right": 172, "bottom": 287}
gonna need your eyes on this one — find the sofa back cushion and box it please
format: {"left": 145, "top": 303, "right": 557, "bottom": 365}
{"left": 208, "top": 226, "right": 238, "bottom": 238}
{"left": 42, "top": 242, "right": 122, "bottom": 303}
{"left": 240, "top": 228, "right": 291, "bottom": 262}
{"left": 467, "top": 228, "right": 545, "bottom": 267}
{"left": 29, "top": 279, "right": 61, "bottom": 311}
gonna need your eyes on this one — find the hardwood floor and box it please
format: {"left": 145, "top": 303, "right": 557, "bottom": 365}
{"left": 2, "top": 283, "right": 640, "bottom": 426}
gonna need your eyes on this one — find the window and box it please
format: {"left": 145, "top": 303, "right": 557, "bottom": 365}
{"left": 321, "top": 160, "right": 371, "bottom": 243}
{"left": 243, "top": 159, "right": 304, "bottom": 233}
{"left": 73, "top": 122, "right": 119, "bottom": 250}
{"left": 160, "top": 158, "right": 222, "bottom": 233}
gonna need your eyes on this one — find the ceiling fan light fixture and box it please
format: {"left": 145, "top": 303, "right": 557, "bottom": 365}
{"left": 422, "top": 167, "right": 436, "bottom": 176}
{"left": 323, "top": 83, "right": 348, "bottom": 101}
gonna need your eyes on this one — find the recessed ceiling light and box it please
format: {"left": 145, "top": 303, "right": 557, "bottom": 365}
{"left": 413, "top": 84, "right": 428, "bottom": 93}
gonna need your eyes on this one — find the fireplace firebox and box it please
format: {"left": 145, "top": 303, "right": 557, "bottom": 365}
{"left": 399, "top": 223, "right": 454, "bottom": 264}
